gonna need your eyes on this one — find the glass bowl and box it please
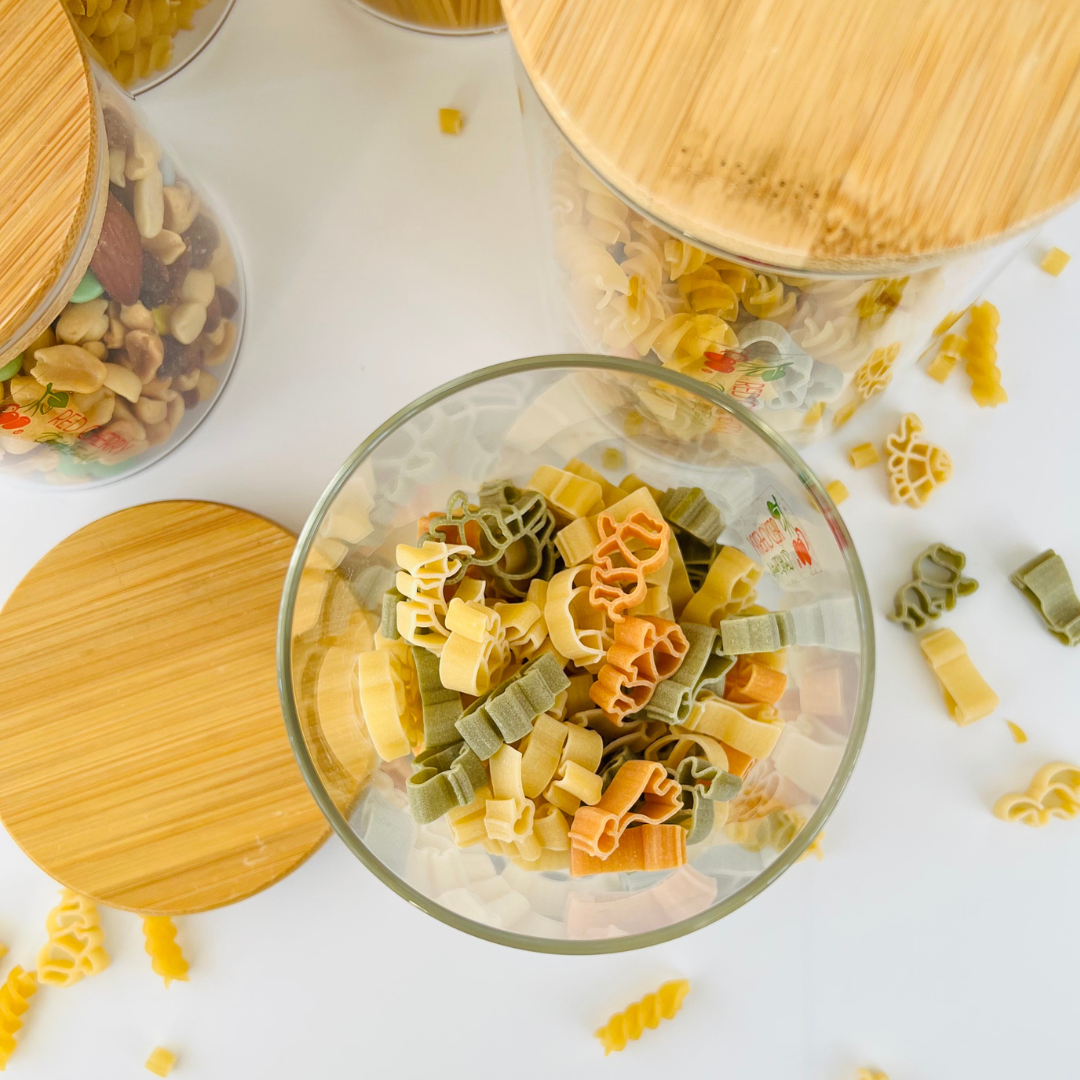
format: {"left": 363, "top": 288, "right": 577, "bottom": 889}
{"left": 278, "top": 356, "right": 874, "bottom": 953}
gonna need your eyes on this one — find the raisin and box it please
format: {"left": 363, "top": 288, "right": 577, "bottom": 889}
{"left": 102, "top": 107, "right": 132, "bottom": 154}
{"left": 140, "top": 253, "right": 172, "bottom": 308}
{"left": 183, "top": 215, "right": 219, "bottom": 270}
{"left": 215, "top": 287, "right": 238, "bottom": 319}
{"left": 203, "top": 293, "right": 222, "bottom": 335}
{"left": 166, "top": 251, "right": 191, "bottom": 302}
{"left": 182, "top": 389, "right": 201, "bottom": 411}
{"left": 110, "top": 181, "right": 134, "bottom": 216}
{"left": 160, "top": 336, "right": 203, "bottom": 380}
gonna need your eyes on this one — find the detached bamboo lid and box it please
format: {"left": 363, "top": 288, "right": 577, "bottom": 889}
{"left": 504, "top": 0, "right": 1080, "bottom": 272}
{"left": 0, "top": 0, "right": 103, "bottom": 362}
{"left": 0, "top": 502, "right": 329, "bottom": 915}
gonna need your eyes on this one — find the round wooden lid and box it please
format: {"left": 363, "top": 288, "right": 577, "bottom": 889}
{"left": 0, "top": 502, "right": 330, "bottom": 915}
{"left": 0, "top": 0, "right": 103, "bottom": 363}
{"left": 504, "top": 0, "right": 1080, "bottom": 272}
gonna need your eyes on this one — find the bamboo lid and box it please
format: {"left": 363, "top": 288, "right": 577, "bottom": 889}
{"left": 0, "top": 502, "right": 330, "bottom": 915}
{"left": 504, "top": 0, "right": 1080, "bottom": 272}
{"left": 0, "top": 0, "right": 103, "bottom": 363}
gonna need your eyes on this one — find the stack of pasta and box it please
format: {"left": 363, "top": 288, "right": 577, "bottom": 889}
{"left": 550, "top": 152, "right": 912, "bottom": 420}
{"left": 358, "top": 458, "right": 819, "bottom": 876}
{"left": 64, "top": 0, "right": 212, "bottom": 87}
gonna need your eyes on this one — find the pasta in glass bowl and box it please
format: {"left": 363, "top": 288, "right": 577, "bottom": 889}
{"left": 278, "top": 356, "right": 874, "bottom": 953}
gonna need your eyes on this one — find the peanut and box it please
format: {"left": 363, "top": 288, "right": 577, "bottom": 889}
{"left": 166, "top": 394, "right": 185, "bottom": 431}
{"left": 204, "top": 318, "right": 237, "bottom": 367}
{"left": 119, "top": 302, "right": 154, "bottom": 331}
{"left": 10, "top": 375, "right": 44, "bottom": 405}
{"left": 180, "top": 269, "right": 215, "bottom": 307}
{"left": 103, "top": 363, "right": 143, "bottom": 403}
{"left": 162, "top": 183, "right": 199, "bottom": 234}
{"left": 142, "top": 229, "right": 185, "bottom": 266}
{"left": 174, "top": 369, "right": 201, "bottom": 392}
{"left": 83, "top": 341, "right": 108, "bottom": 361}
{"left": 103, "top": 317, "right": 126, "bottom": 349}
{"left": 72, "top": 387, "right": 116, "bottom": 430}
{"left": 135, "top": 396, "right": 167, "bottom": 425}
{"left": 207, "top": 241, "right": 236, "bottom": 288}
{"left": 195, "top": 369, "right": 218, "bottom": 403}
{"left": 144, "top": 419, "right": 172, "bottom": 446}
{"left": 124, "top": 127, "right": 160, "bottom": 181}
{"left": 123, "top": 330, "right": 164, "bottom": 383}
{"left": 95, "top": 418, "right": 148, "bottom": 464}
{"left": 108, "top": 146, "right": 126, "bottom": 187}
{"left": 140, "top": 378, "right": 176, "bottom": 401}
{"left": 31, "top": 344, "right": 107, "bottom": 393}
{"left": 134, "top": 166, "right": 164, "bottom": 239}
{"left": 170, "top": 302, "right": 207, "bottom": 345}
{"left": 56, "top": 298, "right": 109, "bottom": 344}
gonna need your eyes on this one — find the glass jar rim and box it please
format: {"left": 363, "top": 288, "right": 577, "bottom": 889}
{"left": 277, "top": 354, "right": 876, "bottom": 955}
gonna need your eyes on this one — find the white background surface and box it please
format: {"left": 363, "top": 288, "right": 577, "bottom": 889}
{"left": 2, "top": 2, "right": 1080, "bottom": 1077}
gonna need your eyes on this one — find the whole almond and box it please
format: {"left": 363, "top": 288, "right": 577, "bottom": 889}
{"left": 89, "top": 193, "right": 144, "bottom": 305}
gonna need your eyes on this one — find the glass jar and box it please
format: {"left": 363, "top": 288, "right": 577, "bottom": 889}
{"left": 350, "top": 0, "right": 504, "bottom": 35}
{"left": 279, "top": 357, "right": 874, "bottom": 952}
{"left": 0, "top": 1, "right": 243, "bottom": 486}
{"left": 503, "top": 1, "right": 1080, "bottom": 445}
{"left": 65, "top": 0, "right": 237, "bottom": 94}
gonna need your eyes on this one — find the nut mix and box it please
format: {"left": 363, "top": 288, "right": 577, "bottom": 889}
{"left": 0, "top": 92, "right": 240, "bottom": 482}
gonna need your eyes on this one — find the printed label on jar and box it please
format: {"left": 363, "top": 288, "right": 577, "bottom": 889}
{"left": 736, "top": 488, "right": 820, "bottom": 587}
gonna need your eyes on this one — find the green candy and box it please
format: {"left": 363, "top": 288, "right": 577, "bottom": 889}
{"left": 70, "top": 269, "right": 104, "bottom": 303}
{"left": 0, "top": 355, "right": 23, "bottom": 382}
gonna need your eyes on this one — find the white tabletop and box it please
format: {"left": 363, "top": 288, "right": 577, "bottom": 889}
{"left": 3, "top": 2, "right": 1080, "bottom": 1077}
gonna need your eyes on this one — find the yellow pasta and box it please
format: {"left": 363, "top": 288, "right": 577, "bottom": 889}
{"left": 885, "top": 413, "right": 952, "bottom": 507}
{"left": 856, "top": 1069, "right": 889, "bottom": 1080}
{"left": 963, "top": 301, "right": 1007, "bottom": 407}
{"left": 594, "top": 979, "right": 690, "bottom": 1054}
{"left": 527, "top": 464, "right": 603, "bottom": 520}
{"left": 1041, "top": 247, "right": 1071, "bottom": 276}
{"left": 145, "top": 1047, "right": 178, "bottom": 1077}
{"left": 993, "top": 762, "right": 1080, "bottom": 827}
{"left": 357, "top": 650, "right": 413, "bottom": 760}
{"left": 446, "top": 786, "right": 492, "bottom": 847}
{"left": 438, "top": 108, "right": 463, "bottom": 134}
{"left": 681, "top": 545, "right": 761, "bottom": 627}
{"left": 848, "top": 442, "right": 879, "bottom": 469}
{"left": 0, "top": 942, "right": 6, "bottom": 964}
{"left": 0, "top": 966, "right": 37, "bottom": 1070}
{"left": 440, "top": 601, "right": 506, "bottom": 696}
{"left": 543, "top": 723, "right": 604, "bottom": 814}
{"left": 545, "top": 564, "right": 612, "bottom": 667}
{"left": 37, "top": 888, "right": 110, "bottom": 988}
{"left": 519, "top": 714, "right": 569, "bottom": 798}
{"left": 918, "top": 628, "right": 998, "bottom": 725}
{"left": 143, "top": 916, "right": 189, "bottom": 987}
{"left": 683, "top": 695, "right": 784, "bottom": 758}
{"left": 826, "top": 480, "right": 849, "bottom": 505}
{"left": 1006, "top": 720, "right": 1028, "bottom": 744}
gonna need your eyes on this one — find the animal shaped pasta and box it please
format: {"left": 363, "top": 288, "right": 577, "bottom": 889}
{"left": 143, "top": 916, "right": 189, "bottom": 986}
{"left": 993, "top": 762, "right": 1080, "bottom": 827}
{"left": 0, "top": 966, "right": 37, "bottom": 1070}
{"left": 366, "top": 459, "right": 824, "bottom": 874}
{"left": 594, "top": 979, "right": 690, "bottom": 1054}
{"left": 1011, "top": 549, "right": 1080, "bottom": 645}
{"left": 885, "top": 413, "right": 952, "bottom": 507}
{"left": 37, "top": 889, "right": 110, "bottom": 988}
{"left": 888, "top": 543, "right": 979, "bottom": 631}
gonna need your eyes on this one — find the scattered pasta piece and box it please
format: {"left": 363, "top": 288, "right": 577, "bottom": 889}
{"left": 143, "top": 917, "right": 189, "bottom": 987}
{"left": 37, "top": 889, "right": 110, "bottom": 987}
{"left": 594, "top": 979, "right": 690, "bottom": 1054}
{"left": 848, "top": 442, "right": 879, "bottom": 469}
{"left": 994, "top": 762, "right": 1080, "bottom": 827}
{"left": 919, "top": 628, "right": 998, "bottom": 725}
{"left": 887, "top": 542, "right": 978, "bottom": 632}
{"left": 0, "top": 942, "right": 6, "bottom": 963}
{"left": 0, "top": 966, "right": 37, "bottom": 1070}
{"left": 825, "top": 480, "right": 849, "bottom": 505}
{"left": 797, "top": 831, "right": 825, "bottom": 861}
{"left": 145, "top": 1047, "right": 178, "bottom": 1077}
{"left": 926, "top": 332, "right": 965, "bottom": 383}
{"left": 885, "top": 413, "right": 952, "bottom": 507}
{"left": 803, "top": 401, "right": 825, "bottom": 426}
{"left": 1010, "top": 549, "right": 1080, "bottom": 645}
{"left": 856, "top": 1069, "right": 890, "bottom": 1080}
{"left": 600, "top": 447, "right": 624, "bottom": 471}
{"left": 1040, "top": 247, "right": 1071, "bottom": 276}
{"left": 438, "top": 108, "right": 463, "bottom": 134}
{"left": 1006, "top": 721, "right": 1028, "bottom": 744}
{"left": 963, "top": 301, "right": 1006, "bottom": 407}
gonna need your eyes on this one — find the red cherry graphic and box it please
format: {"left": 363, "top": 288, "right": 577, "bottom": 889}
{"left": 704, "top": 350, "right": 738, "bottom": 374}
{"left": 792, "top": 528, "right": 813, "bottom": 567}
{"left": 0, "top": 407, "right": 30, "bottom": 431}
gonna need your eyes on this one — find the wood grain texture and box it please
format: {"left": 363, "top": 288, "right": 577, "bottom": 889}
{"left": 0, "top": 502, "right": 329, "bottom": 915}
{"left": 504, "top": 0, "right": 1080, "bottom": 272}
{"left": 0, "top": 0, "right": 102, "bottom": 363}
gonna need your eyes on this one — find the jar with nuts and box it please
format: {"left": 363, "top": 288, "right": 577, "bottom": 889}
{"left": 0, "top": 0, "right": 243, "bottom": 486}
